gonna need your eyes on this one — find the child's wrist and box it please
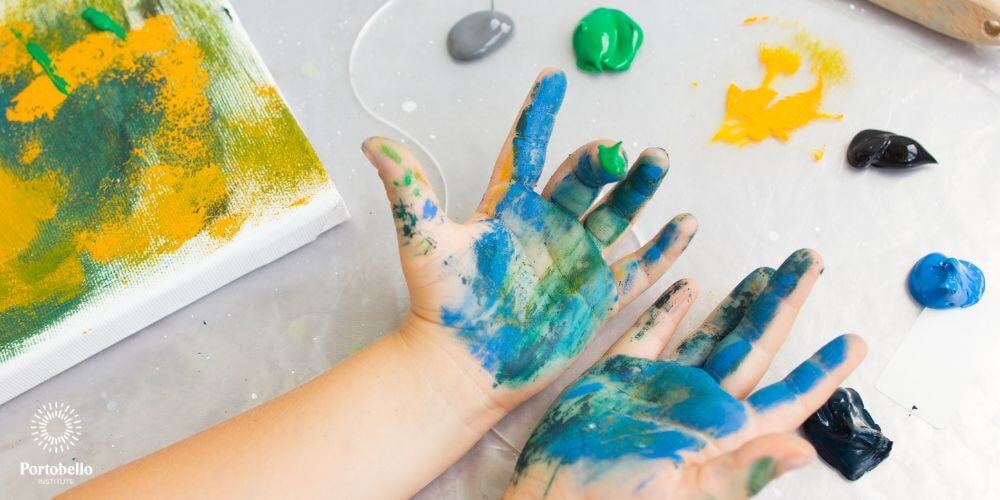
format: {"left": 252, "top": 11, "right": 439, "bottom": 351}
{"left": 389, "top": 313, "right": 510, "bottom": 437}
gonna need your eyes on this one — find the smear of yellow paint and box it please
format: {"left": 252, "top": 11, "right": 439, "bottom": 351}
{"left": 78, "top": 163, "right": 229, "bottom": 264}
{"left": 743, "top": 16, "right": 770, "bottom": 25}
{"left": 0, "top": 22, "right": 33, "bottom": 79}
{"left": 0, "top": 167, "right": 63, "bottom": 263}
{"left": 713, "top": 39, "right": 845, "bottom": 146}
{"left": 691, "top": 81, "right": 699, "bottom": 89}
{"left": 0, "top": 167, "right": 82, "bottom": 313}
{"left": 812, "top": 148, "right": 825, "bottom": 161}
{"left": 20, "top": 138, "right": 42, "bottom": 164}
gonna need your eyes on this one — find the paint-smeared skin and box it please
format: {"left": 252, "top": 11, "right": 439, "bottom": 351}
{"left": 433, "top": 72, "right": 671, "bottom": 387}
{"left": 747, "top": 335, "right": 848, "bottom": 411}
{"left": 442, "top": 182, "right": 616, "bottom": 386}
{"left": 513, "top": 335, "right": 856, "bottom": 496}
{"left": 746, "top": 457, "right": 777, "bottom": 496}
{"left": 585, "top": 156, "right": 666, "bottom": 247}
{"left": 703, "top": 250, "right": 815, "bottom": 381}
{"left": 549, "top": 148, "right": 626, "bottom": 217}
{"left": 675, "top": 268, "right": 773, "bottom": 365}
{"left": 632, "top": 280, "right": 689, "bottom": 341}
{"left": 514, "top": 355, "right": 748, "bottom": 481}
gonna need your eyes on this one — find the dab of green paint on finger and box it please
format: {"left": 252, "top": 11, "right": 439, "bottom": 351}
{"left": 9, "top": 28, "right": 71, "bottom": 95}
{"left": 598, "top": 141, "right": 626, "bottom": 176}
{"left": 82, "top": 7, "right": 128, "bottom": 40}
{"left": 747, "top": 456, "right": 777, "bottom": 496}
{"left": 380, "top": 143, "right": 403, "bottom": 164}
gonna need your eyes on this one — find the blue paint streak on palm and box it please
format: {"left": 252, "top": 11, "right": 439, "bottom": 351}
{"left": 703, "top": 250, "right": 815, "bottom": 381}
{"left": 748, "top": 335, "right": 849, "bottom": 411}
{"left": 441, "top": 186, "right": 616, "bottom": 386}
{"left": 514, "top": 355, "right": 749, "bottom": 481}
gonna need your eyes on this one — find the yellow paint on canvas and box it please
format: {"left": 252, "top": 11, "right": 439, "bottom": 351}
{"left": 0, "top": 167, "right": 64, "bottom": 262}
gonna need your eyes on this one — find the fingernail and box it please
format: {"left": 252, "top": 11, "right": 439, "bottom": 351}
{"left": 780, "top": 453, "right": 814, "bottom": 472}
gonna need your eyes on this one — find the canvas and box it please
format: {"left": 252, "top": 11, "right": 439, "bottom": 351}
{"left": 0, "top": 0, "right": 348, "bottom": 404}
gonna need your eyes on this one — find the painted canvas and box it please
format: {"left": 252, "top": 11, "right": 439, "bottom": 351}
{"left": 0, "top": 0, "right": 348, "bottom": 403}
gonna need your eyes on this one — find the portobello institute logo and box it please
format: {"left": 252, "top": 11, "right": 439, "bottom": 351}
{"left": 30, "top": 402, "right": 82, "bottom": 453}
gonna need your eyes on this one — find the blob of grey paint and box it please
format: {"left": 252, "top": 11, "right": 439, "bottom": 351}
{"left": 447, "top": 10, "right": 515, "bottom": 62}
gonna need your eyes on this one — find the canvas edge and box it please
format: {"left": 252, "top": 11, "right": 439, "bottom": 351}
{"left": 0, "top": 190, "right": 349, "bottom": 406}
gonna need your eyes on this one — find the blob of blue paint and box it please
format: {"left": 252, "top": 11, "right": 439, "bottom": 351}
{"left": 422, "top": 199, "right": 438, "bottom": 220}
{"left": 907, "top": 252, "right": 985, "bottom": 309}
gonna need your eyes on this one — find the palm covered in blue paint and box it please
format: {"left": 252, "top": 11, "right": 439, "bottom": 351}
{"left": 362, "top": 69, "right": 696, "bottom": 408}
{"left": 505, "top": 252, "right": 868, "bottom": 499}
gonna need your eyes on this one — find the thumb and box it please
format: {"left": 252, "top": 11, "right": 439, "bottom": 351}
{"left": 362, "top": 137, "right": 449, "bottom": 261}
{"left": 696, "top": 433, "right": 816, "bottom": 499}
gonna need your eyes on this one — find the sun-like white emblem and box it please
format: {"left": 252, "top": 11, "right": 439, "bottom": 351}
{"left": 30, "top": 402, "right": 82, "bottom": 453}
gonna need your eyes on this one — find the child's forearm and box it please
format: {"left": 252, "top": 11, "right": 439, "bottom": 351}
{"left": 63, "top": 316, "right": 506, "bottom": 500}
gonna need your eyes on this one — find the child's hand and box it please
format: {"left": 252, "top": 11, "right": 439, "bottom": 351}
{"left": 362, "top": 68, "right": 696, "bottom": 412}
{"left": 505, "top": 250, "right": 868, "bottom": 499}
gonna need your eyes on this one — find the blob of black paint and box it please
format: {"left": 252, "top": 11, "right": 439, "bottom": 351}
{"left": 802, "top": 387, "right": 892, "bottom": 481}
{"left": 847, "top": 129, "right": 936, "bottom": 169}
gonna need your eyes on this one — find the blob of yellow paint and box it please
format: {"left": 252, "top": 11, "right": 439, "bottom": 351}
{"left": 713, "top": 45, "right": 842, "bottom": 146}
{"left": 713, "top": 27, "right": 847, "bottom": 147}
{"left": 812, "top": 148, "right": 825, "bottom": 161}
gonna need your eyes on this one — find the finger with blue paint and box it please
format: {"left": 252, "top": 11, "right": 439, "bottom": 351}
{"left": 605, "top": 278, "right": 699, "bottom": 359}
{"left": 748, "top": 334, "right": 867, "bottom": 432}
{"left": 540, "top": 140, "right": 628, "bottom": 218}
{"left": 477, "top": 68, "right": 567, "bottom": 217}
{"left": 667, "top": 267, "right": 775, "bottom": 366}
{"left": 608, "top": 213, "right": 698, "bottom": 311}
{"left": 703, "top": 249, "right": 825, "bottom": 397}
{"left": 584, "top": 147, "right": 671, "bottom": 248}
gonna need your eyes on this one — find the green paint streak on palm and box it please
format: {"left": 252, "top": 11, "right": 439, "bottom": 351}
{"left": 746, "top": 456, "right": 776, "bottom": 496}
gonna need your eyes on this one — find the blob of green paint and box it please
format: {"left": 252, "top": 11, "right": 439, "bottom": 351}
{"left": 380, "top": 143, "right": 402, "bottom": 164}
{"left": 9, "top": 27, "right": 71, "bottom": 95}
{"left": 746, "top": 456, "right": 777, "bottom": 496}
{"left": 598, "top": 141, "right": 626, "bottom": 176}
{"left": 82, "top": 7, "right": 128, "bottom": 40}
{"left": 572, "top": 8, "right": 643, "bottom": 73}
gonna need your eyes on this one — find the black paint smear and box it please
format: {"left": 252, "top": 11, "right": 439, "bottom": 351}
{"left": 803, "top": 387, "right": 893, "bottom": 481}
{"left": 847, "top": 129, "right": 936, "bottom": 169}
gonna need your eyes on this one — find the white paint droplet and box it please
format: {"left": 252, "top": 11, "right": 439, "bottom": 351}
{"left": 401, "top": 100, "right": 418, "bottom": 113}
{"left": 106, "top": 401, "right": 118, "bottom": 412}
{"left": 767, "top": 231, "right": 779, "bottom": 241}
{"left": 250, "top": 392, "right": 258, "bottom": 400}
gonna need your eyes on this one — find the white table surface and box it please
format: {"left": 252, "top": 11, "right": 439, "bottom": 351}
{"left": 1, "top": 1, "right": 998, "bottom": 498}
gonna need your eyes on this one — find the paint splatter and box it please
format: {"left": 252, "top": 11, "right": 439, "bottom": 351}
{"left": 714, "top": 20, "right": 848, "bottom": 147}
{"left": 0, "top": 0, "right": 331, "bottom": 358}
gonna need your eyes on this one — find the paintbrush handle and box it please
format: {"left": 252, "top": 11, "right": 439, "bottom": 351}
{"left": 870, "top": 0, "right": 1000, "bottom": 44}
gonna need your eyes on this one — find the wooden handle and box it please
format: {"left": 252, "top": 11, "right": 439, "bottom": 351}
{"left": 870, "top": 0, "right": 1000, "bottom": 45}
